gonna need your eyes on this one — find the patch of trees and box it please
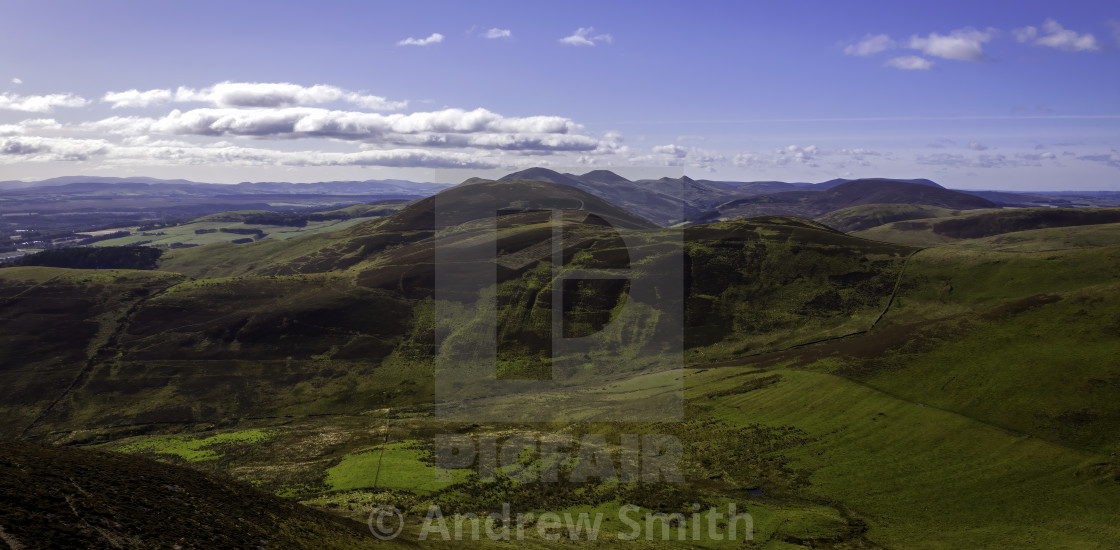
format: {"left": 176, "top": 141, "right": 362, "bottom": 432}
{"left": 219, "top": 227, "right": 265, "bottom": 236}
{"left": 932, "top": 209, "right": 1120, "bottom": 239}
{"left": 76, "top": 231, "right": 131, "bottom": 245}
{"left": 240, "top": 212, "right": 308, "bottom": 227}
{"left": 230, "top": 238, "right": 254, "bottom": 244}
{"left": 2, "top": 246, "right": 163, "bottom": 270}
{"left": 195, "top": 228, "right": 217, "bottom": 234}
{"left": 306, "top": 212, "right": 349, "bottom": 221}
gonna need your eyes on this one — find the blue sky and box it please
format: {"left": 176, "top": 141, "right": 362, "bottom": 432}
{"left": 1, "top": 0, "right": 1118, "bottom": 190}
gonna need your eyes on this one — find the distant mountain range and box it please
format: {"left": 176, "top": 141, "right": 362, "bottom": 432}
{"left": 494, "top": 168, "right": 987, "bottom": 225}
{"left": 0, "top": 175, "right": 451, "bottom": 196}
{"left": 5, "top": 170, "right": 1119, "bottom": 229}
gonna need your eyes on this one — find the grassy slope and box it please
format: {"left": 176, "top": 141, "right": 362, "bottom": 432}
{"left": 0, "top": 267, "right": 187, "bottom": 436}
{"left": 92, "top": 217, "right": 376, "bottom": 248}
{"left": 7, "top": 187, "right": 1120, "bottom": 548}
{"left": 0, "top": 439, "right": 401, "bottom": 549}
{"left": 687, "top": 222, "right": 1120, "bottom": 547}
{"left": 7, "top": 213, "right": 914, "bottom": 438}
{"left": 814, "top": 203, "right": 959, "bottom": 233}
{"left": 688, "top": 367, "right": 1120, "bottom": 549}
{"left": 853, "top": 229, "right": 1120, "bottom": 455}
{"left": 853, "top": 208, "right": 1120, "bottom": 247}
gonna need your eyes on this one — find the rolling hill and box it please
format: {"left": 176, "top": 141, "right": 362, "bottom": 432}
{"left": 690, "top": 178, "right": 997, "bottom": 223}
{"left": 854, "top": 207, "right": 1120, "bottom": 247}
{"left": 814, "top": 203, "right": 962, "bottom": 233}
{"left": 2, "top": 179, "right": 914, "bottom": 438}
{"left": 4, "top": 175, "right": 1120, "bottom": 547}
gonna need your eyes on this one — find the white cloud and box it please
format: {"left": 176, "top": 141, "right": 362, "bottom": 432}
{"left": 916, "top": 150, "right": 1061, "bottom": 169}
{"left": 11, "top": 78, "right": 21, "bottom": 85}
{"left": 102, "top": 82, "right": 407, "bottom": 111}
{"left": 103, "top": 89, "right": 175, "bottom": 109}
{"left": 1015, "top": 19, "right": 1100, "bottom": 52}
{"left": 652, "top": 144, "right": 689, "bottom": 158}
{"left": 1018, "top": 151, "right": 1056, "bottom": 161}
{"left": 0, "top": 118, "right": 61, "bottom": 136}
{"left": 0, "top": 92, "right": 90, "bottom": 113}
{"left": 342, "top": 92, "right": 408, "bottom": 111}
{"left": 734, "top": 145, "right": 819, "bottom": 168}
{"left": 186, "top": 82, "right": 343, "bottom": 107}
{"left": 82, "top": 106, "right": 605, "bottom": 154}
{"left": 774, "top": 144, "right": 820, "bottom": 166}
{"left": 0, "top": 134, "right": 498, "bottom": 169}
{"left": 1077, "top": 150, "right": 1120, "bottom": 170}
{"left": 484, "top": 28, "right": 512, "bottom": 39}
{"left": 844, "top": 34, "right": 894, "bottom": 56}
{"left": 641, "top": 144, "right": 725, "bottom": 169}
{"left": 4, "top": 80, "right": 642, "bottom": 171}
{"left": 79, "top": 115, "right": 160, "bottom": 136}
{"left": 0, "top": 136, "right": 110, "bottom": 161}
{"left": 884, "top": 55, "right": 932, "bottom": 70}
{"left": 834, "top": 148, "right": 884, "bottom": 167}
{"left": 908, "top": 27, "right": 994, "bottom": 61}
{"left": 454, "top": 133, "right": 601, "bottom": 151}
{"left": 731, "top": 145, "right": 887, "bottom": 171}
{"left": 969, "top": 141, "right": 989, "bottom": 151}
{"left": 560, "top": 27, "right": 612, "bottom": 46}
{"left": 397, "top": 33, "right": 444, "bottom": 46}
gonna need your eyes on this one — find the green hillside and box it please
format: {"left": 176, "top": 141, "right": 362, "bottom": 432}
{"left": 854, "top": 207, "right": 1120, "bottom": 246}
{"left": 3, "top": 179, "right": 1120, "bottom": 548}
{"left": 75, "top": 201, "right": 408, "bottom": 251}
{"left": 814, "top": 203, "right": 961, "bottom": 232}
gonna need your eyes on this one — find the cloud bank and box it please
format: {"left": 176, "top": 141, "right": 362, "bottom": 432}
{"left": 1014, "top": 19, "right": 1100, "bottom": 52}
{"left": 103, "top": 82, "right": 407, "bottom": 111}
{"left": 0, "top": 93, "right": 89, "bottom": 113}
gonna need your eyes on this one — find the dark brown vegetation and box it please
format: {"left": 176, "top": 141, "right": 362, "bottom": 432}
{"left": 0, "top": 440, "right": 391, "bottom": 549}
